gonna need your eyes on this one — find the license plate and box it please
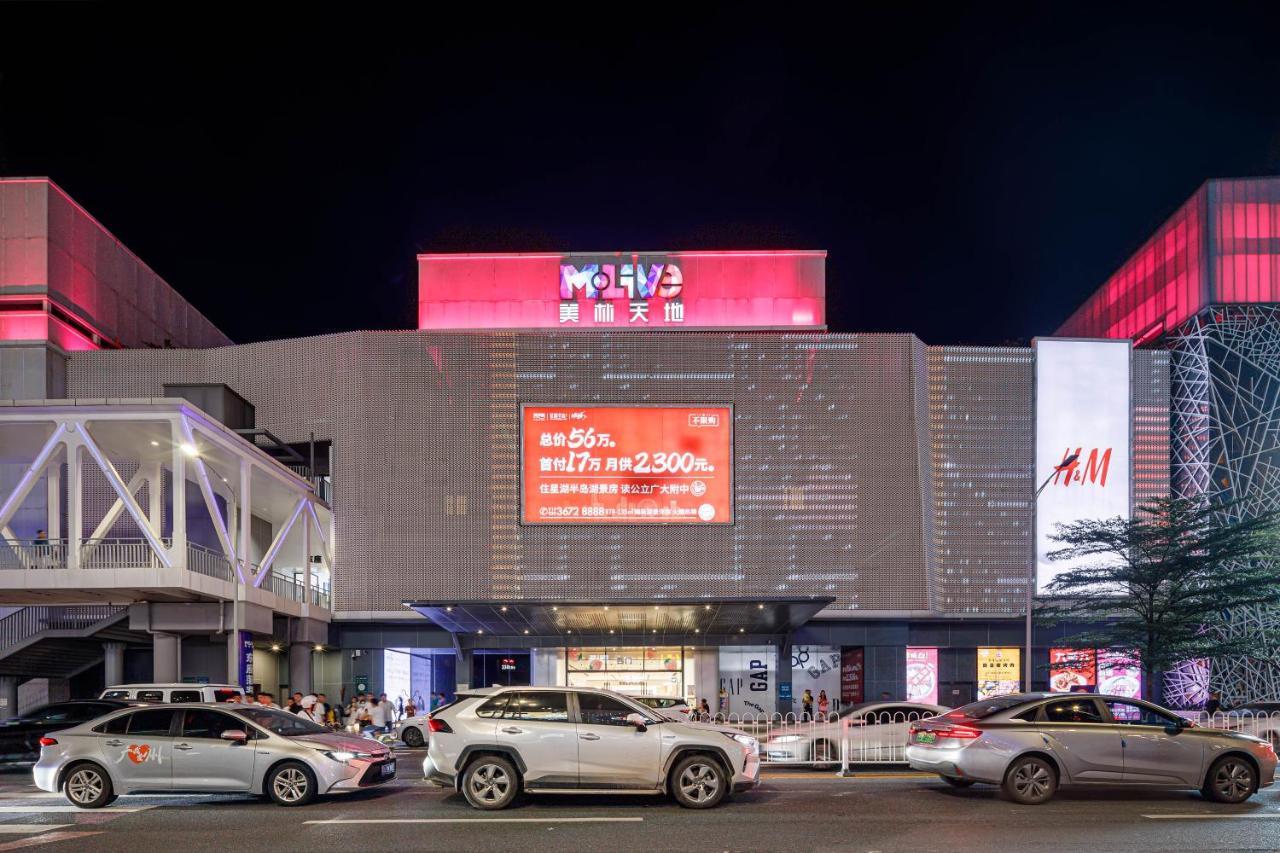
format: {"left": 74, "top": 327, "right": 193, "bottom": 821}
{"left": 916, "top": 731, "right": 937, "bottom": 744}
{"left": 381, "top": 760, "right": 396, "bottom": 777}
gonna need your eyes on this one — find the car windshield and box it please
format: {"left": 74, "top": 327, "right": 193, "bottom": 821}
{"left": 233, "top": 707, "right": 328, "bottom": 736}
{"left": 944, "top": 695, "right": 1031, "bottom": 720}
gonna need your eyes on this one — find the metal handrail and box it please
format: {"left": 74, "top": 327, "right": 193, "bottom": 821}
{"left": 80, "top": 537, "right": 172, "bottom": 570}
{"left": 0, "top": 605, "right": 125, "bottom": 652}
{"left": 0, "top": 539, "right": 69, "bottom": 570}
{"left": 187, "top": 542, "right": 235, "bottom": 582}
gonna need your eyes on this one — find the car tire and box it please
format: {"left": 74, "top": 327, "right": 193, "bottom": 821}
{"left": 462, "top": 755, "right": 519, "bottom": 810}
{"left": 266, "top": 761, "right": 318, "bottom": 806}
{"left": 670, "top": 754, "right": 728, "bottom": 809}
{"left": 63, "top": 762, "right": 115, "bottom": 809}
{"left": 1001, "top": 756, "right": 1057, "bottom": 805}
{"left": 941, "top": 775, "right": 975, "bottom": 788}
{"left": 402, "top": 726, "right": 425, "bottom": 748}
{"left": 1203, "top": 755, "right": 1258, "bottom": 804}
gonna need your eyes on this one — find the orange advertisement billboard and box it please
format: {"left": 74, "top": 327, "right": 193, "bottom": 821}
{"left": 521, "top": 404, "right": 733, "bottom": 524}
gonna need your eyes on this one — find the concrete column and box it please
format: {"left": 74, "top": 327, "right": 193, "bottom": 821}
{"left": 289, "top": 643, "right": 313, "bottom": 695}
{"left": 103, "top": 641, "right": 126, "bottom": 687}
{"left": 456, "top": 649, "right": 473, "bottom": 691}
{"left": 170, "top": 425, "right": 187, "bottom": 559}
{"left": 152, "top": 632, "right": 181, "bottom": 683}
{"left": 0, "top": 677, "right": 18, "bottom": 719}
{"left": 238, "top": 461, "right": 252, "bottom": 583}
{"left": 45, "top": 464, "right": 60, "bottom": 540}
{"left": 66, "top": 442, "right": 81, "bottom": 570}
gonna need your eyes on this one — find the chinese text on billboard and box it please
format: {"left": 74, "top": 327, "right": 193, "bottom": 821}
{"left": 521, "top": 405, "right": 733, "bottom": 524}
{"left": 905, "top": 647, "right": 938, "bottom": 705}
{"left": 977, "top": 647, "right": 1021, "bottom": 700}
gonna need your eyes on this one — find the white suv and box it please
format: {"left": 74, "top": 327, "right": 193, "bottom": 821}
{"left": 422, "top": 686, "right": 760, "bottom": 809}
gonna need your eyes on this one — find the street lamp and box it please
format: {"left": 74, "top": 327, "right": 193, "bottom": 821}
{"left": 1025, "top": 452, "right": 1079, "bottom": 692}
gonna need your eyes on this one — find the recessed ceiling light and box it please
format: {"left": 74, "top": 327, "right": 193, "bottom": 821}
{"left": 552, "top": 606, "right": 558, "bottom": 611}
{"left": 149, "top": 440, "right": 159, "bottom": 446}
{"left": 694, "top": 629, "right": 700, "bottom": 634}
{"left": 523, "top": 629, "right": 529, "bottom": 634}
{"left": 757, "top": 604, "right": 764, "bottom": 609}
{"left": 609, "top": 629, "right": 614, "bottom": 634}
{"left": 704, "top": 605, "right": 711, "bottom": 611}
{"left": 477, "top": 629, "right": 483, "bottom": 634}
{"left": 500, "top": 606, "right": 507, "bottom": 612}
{"left": 446, "top": 606, "right": 453, "bottom": 612}
{"left": 739, "top": 628, "right": 745, "bottom": 633}
{"left": 603, "top": 605, "right": 609, "bottom": 610}
{"left": 313, "top": 644, "right": 324, "bottom": 652}
{"left": 654, "top": 606, "right": 659, "bottom": 610}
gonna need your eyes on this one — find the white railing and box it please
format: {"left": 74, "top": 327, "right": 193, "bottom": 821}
{"left": 704, "top": 710, "right": 940, "bottom": 768}
{"left": 186, "top": 542, "right": 235, "bottom": 582}
{"left": 1176, "top": 709, "right": 1280, "bottom": 745}
{"left": 0, "top": 540, "right": 69, "bottom": 570}
{"left": 80, "top": 537, "right": 171, "bottom": 569}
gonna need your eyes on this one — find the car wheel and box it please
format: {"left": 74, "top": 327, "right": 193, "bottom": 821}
{"left": 462, "top": 755, "right": 519, "bottom": 810}
{"left": 670, "top": 754, "right": 728, "bottom": 809}
{"left": 402, "top": 726, "right": 425, "bottom": 748}
{"left": 267, "top": 761, "right": 318, "bottom": 806}
{"left": 64, "top": 763, "right": 115, "bottom": 809}
{"left": 1001, "top": 756, "right": 1057, "bottom": 805}
{"left": 812, "top": 739, "right": 837, "bottom": 766}
{"left": 941, "top": 775, "right": 975, "bottom": 788}
{"left": 1203, "top": 755, "right": 1257, "bottom": 804}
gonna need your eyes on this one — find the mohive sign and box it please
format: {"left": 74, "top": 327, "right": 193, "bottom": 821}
{"left": 521, "top": 404, "right": 733, "bottom": 525}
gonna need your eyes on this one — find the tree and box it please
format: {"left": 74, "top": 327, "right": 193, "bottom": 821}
{"left": 1039, "top": 496, "right": 1280, "bottom": 704}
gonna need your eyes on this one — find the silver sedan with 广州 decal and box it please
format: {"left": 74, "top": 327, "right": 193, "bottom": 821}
{"left": 33, "top": 703, "right": 397, "bottom": 808}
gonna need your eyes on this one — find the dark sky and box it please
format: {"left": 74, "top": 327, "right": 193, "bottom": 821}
{"left": 3, "top": 4, "right": 1280, "bottom": 345}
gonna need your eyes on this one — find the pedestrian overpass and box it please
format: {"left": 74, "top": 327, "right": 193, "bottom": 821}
{"left": 0, "top": 399, "right": 333, "bottom": 709}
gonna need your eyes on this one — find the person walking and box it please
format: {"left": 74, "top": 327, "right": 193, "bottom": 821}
{"left": 697, "top": 699, "right": 711, "bottom": 722}
{"left": 404, "top": 697, "right": 418, "bottom": 718}
{"left": 1206, "top": 691, "right": 1225, "bottom": 715}
{"left": 801, "top": 689, "right": 814, "bottom": 722}
{"left": 368, "top": 696, "right": 394, "bottom": 734}
{"left": 817, "top": 689, "right": 830, "bottom": 720}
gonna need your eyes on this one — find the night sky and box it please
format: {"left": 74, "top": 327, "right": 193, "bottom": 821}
{"left": 3, "top": 4, "right": 1280, "bottom": 345}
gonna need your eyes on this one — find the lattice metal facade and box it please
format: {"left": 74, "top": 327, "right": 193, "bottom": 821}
{"left": 1165, "top": 306, "right": 1280, "bottom": 703}
{"left": 64, "top": 331, "right": 1166, "bottom": 620}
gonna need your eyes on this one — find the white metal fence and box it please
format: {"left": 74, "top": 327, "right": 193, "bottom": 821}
{"left": 705, "top": 710, "right": 939, "bottom": 768}
{"left": 710, "top": 708, "right": 1280, "bottom": 771}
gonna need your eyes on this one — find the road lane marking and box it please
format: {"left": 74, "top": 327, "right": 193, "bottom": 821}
{"left": 0, "top": 806, "right": 152, "bottom": 814}
{"left": 0, "top": 828, "right": 70, "bottom": 835}
{"left": 1144, "top": 813, "right": 1280, "bottom": 820}
{"left": 305, "top": 817, "right": 645, "bottom": 825}
{"left": 0, "top": 831, "right": 103, "bottom": 851}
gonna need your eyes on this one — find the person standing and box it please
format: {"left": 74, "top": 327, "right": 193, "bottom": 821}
{"left": 817, "top": 689, "right": 830, "bottom": 720}
{"left": 801, "top": 689, "right": 814, "bottom": 722}
{"left": 368, "top": 696, "right": 393, "bottom": 734}
{"left": 1206, "top": 691, "right": 1224, "bottom": 715}
{"left": 314, "top": 693, "right": 329, "bottom": 724}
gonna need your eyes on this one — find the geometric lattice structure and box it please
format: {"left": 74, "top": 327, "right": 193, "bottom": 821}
{"left": 1167, "top": 307, "right": 1280, "bottom": 703}
{"left": 1059, "top": 176, "right": 1280, "bottom": 705}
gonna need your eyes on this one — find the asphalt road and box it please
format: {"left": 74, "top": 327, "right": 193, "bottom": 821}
{"left": 3, "top": 752, "right": 1280, "bottom": 852}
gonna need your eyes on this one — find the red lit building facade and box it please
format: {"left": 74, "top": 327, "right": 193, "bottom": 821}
{"left": 1058, "top": 177, "right": 1280, "bottom": 705}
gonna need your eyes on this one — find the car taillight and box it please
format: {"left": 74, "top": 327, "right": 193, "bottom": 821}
{"left": 427, "top": 717, "right": 451, "bottom": 733}
{"left": 38, "top": 737, "right": 57, "bottom": 748}
{"left": 938, "top": 725, "right": 982, "bottom": 740}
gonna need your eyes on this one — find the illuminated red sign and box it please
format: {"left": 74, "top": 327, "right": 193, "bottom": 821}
{"left": 418, "top": 250, "right": 825, "bottom": 330}
{"left": 521, "top": 404, "right": 733, "bottom": 524}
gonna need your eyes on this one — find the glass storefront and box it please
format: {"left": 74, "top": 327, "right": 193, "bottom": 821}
{"left": 566, "top": 646, "right": 693, "bottom": 701}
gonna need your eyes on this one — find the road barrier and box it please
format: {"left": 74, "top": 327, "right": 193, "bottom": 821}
{"left": 706, "top": 709, "right": 939, "bottom": 769}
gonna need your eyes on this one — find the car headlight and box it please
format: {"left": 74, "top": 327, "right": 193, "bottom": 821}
{"left": 323, "top": 750, "right": 375, "bottom": 763}
{"left": 768, "top": 735, "right": 803, "bottom": 744}
{"left": 724, "top": 732, "right": 758, "bottom": 754}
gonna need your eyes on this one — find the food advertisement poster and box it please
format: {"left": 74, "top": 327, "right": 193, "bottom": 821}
{"left": 1049, "top": 648, "right": 1097, "bottom": 693}
{"left": 905, "top": 647, "right": 938, "bottom": 705}
{"left": 1097, "top": 649, "right": 1142, "bottom": 698}
{"left": 522, "top": 404, "right": 733, "bottom": 524}
{"left": 977, "top": 647, "right": 1021, "bottom": 700}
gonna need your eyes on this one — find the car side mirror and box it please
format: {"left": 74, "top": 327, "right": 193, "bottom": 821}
{"left": 624, "top": 713, "right": 648, "bottom": 732}
{"left": 220, "top": 729, "right": 248, "bottom": 744}
{"left": 1165, "top": 719, "right": 1189, "bottom": 735}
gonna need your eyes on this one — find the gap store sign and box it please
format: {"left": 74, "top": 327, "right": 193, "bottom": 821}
{"left": 417, "top": 250, "right": 826, "bottom": 330}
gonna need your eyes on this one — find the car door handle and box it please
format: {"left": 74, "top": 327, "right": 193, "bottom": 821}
{"left": 579, "top": 733, "right": 601, "bottom": 741}
{"left": 501, "top": 727, "right": 523, "bottom": 734}
{"left": 174, "top": 743, "right": 193, "bottom": 751}
{"left": 104, "top": 739, "right": 124, "bottom": 747}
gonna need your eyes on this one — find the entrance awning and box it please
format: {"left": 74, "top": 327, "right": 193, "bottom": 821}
{"left": 402, "top": 597, "right": 834, "bottom": 643}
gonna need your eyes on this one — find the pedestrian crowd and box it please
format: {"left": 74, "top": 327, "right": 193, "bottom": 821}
{"left": 217, "top": 688, "right": 451, "bottom": 735}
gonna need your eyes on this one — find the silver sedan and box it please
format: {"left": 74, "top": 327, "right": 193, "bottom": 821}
{"left": 906, "top": 692, "right": 1276, "bottom": 805}
{"left": 33, "top": 703, "right": 396, "bottom": 807}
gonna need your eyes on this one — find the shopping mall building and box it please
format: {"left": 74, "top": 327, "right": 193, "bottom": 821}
{"left": 8, "top": 175, "right": 1275, "bottom": 715}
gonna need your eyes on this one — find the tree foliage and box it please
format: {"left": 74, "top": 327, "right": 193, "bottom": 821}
{"left": 1039, "top": 496, "right": 1280, "bottom": 702}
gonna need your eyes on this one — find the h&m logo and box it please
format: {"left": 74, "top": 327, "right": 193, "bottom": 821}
{"left": 1051, "top": 448, "right": 1112, "bottom": 488}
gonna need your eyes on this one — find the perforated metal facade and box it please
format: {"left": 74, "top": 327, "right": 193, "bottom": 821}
{"left": 65, "top": 330, "right": 1167, "bottom": 620}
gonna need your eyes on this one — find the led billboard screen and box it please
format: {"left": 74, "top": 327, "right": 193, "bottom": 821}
{"left": 521, "top": 404, "right": 733, "bottom": 524}
{"left": 1034, "top": 338, "right": 1132, "bottom": 593}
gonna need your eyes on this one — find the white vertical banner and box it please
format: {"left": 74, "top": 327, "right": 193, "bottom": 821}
{"left": 1034, "top": 338, "right": 1131, "bottom": 593}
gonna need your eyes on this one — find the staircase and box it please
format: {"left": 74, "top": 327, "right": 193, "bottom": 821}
{"left": 0, "top": 606, "right": 132, "bottom": 679}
